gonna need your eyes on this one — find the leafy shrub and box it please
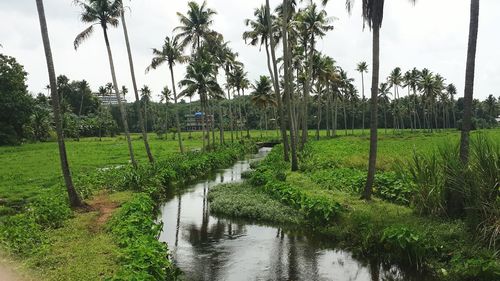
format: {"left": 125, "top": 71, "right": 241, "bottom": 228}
{"left": 108, "top": 193, "right": 179, "bottom": 280}
{"left": 381, "top": 226, "right": 437, "bottom": 267}
{"left": 0, "top": 213, "right": 43, "bottom": 255}
{"left": 29, "top": 192, "right": 71, "bottom": 228}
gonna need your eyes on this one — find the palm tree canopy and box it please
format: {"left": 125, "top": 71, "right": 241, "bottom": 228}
{"left": 73, "top": 0, "right": 123, "bottom": 49}
{"left": 174, "top": 1, "right": 217, "bottom": 50}
{"left": 356, "top": 61, "right": 368, "bottom": 73}
{"left": 340, "top": 0, "right": 416, "bottom": 30}
{"left": 146, "top": 36, "right": 188, "bottom": 73}
{"left": 179, "top": 48, "right": 224, "bottom": 101}
{"left": 251, "top": 76, "right": 275, "bottom": 109}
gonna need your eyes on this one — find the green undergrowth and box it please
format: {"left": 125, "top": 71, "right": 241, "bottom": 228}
{"left": 0, "top": 140, "right": 257, "bottom": 280}
{"left": 208, "top": 183, "right": 305, "bottom": 225}
{"left": 218, "top": 141, "right": 499, "bottom": 281}
{"left": 107, "top": 193, "right": 179, "bottom": 281}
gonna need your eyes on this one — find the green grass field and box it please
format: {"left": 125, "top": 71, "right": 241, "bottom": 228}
{"left": 1, "top": 129, "right": 498, "bottom": 214}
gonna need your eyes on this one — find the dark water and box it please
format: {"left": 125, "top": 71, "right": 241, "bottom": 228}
{"left": 158, "top": 148, "right": 432, "bottom": 281}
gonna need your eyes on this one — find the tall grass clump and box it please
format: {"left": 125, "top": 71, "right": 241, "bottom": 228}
{"left": 403, "top": 133, "right": 499, "bottom": 251}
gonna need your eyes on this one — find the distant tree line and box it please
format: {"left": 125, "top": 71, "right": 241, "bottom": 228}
{"left": 1, "top": 53, "right": 499, "bottom": 146}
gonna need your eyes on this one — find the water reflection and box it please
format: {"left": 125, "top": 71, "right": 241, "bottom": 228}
{"left": 158, "top": 148, "right": 432, "bottom": 281}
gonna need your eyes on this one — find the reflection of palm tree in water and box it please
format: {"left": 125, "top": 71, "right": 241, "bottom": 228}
{"left": 174, "top": 194, "right": 182, "bottom": 248}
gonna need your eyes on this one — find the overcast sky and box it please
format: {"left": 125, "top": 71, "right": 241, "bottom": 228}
{"left": 1, "top": 0, "right": 498, "bottom": 102}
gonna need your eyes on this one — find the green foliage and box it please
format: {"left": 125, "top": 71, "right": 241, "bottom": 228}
{"left": 0, "top": 54, "right": 33, "bottom": 145}
{"left": 29, "top": 192, "right": 72, "bottom": 228}
{"left": 108, "top": 194, "right": 179, "bottom": 280}
{"left": 0, "top": 213, "right": 43, "bottom": 255}
{"left": 209, "top": 183, "right": 305, "bottom": 225}
{"left": 381, "top": 226, "right": 438, "bottom": 267}
{"left": 402, "top": 134, "right": 500, "bottom": 250}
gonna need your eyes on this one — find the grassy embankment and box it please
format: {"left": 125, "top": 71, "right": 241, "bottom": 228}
{"left": 0, "top": 131, "right": 258, "bottom": 280}
{"left": 209, "top": 129, "right": 500, "bottom": 281}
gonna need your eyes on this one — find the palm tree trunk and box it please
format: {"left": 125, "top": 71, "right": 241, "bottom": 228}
{"left": 361, "top": 72, "right": 365, "bottom": 135}
{"left": 460, "top": 0, "right": 480, "bottom": 164}
{"left": 362, "top": 25, "right": 380, "bottom": 201}
{"left": 227, "top": 88, "right": 234, "bottom": 143}
{"left": 36, "top": 0, "right": 83, "bottom": 208}
{"left": 169, "top": 65, "right": 185, "bottom": 153}
{"left": 316, "top": 91, "right": 322, "bottom": 141}
{"left": 120, "top": 9, "right": 154, "bottom": 162}
{"left": 343, "top": 94, "right": 348, "bottom": 136}
{"left": 266, "top": 0, "right": 290, "bottom": 161}
{"left": 218, "top": 100, "right": 224, "bottom": 145}
{"left": 101, "top": 26, "right": 137, "bottom": 168}
{"left": 282, "top": 0, "right": 298, "bottom": 171}
{"left": 301, "top": 39, "right": 314, "bottom": 148}
{"left": 333, "top": 94, "right": 338, "bottom": 136}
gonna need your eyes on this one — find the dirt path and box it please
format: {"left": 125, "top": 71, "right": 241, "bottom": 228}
{"left": 0, "top": 256, "right": 27, "bottom": 281}
{"left": 87, "top": 192, "right": 120, "bottom": 232}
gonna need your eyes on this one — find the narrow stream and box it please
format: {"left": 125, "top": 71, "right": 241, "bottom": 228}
{"left": 158, "top": 148, "right": 432, "bottom": 281}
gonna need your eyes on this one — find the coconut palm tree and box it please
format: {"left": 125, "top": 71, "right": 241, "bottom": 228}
{"left": 140, "top": 85, "right": 151, "bottom": 132}
{"left": 446, "top": 83, "right": 457, "bottom": 128}
{"left": 160, "top": 86, "right": 171, "bottom": 137}
{"left": 265, "top": 0, "right": 290, "bottom": 162}
{"left": 251, "top": 76, "right": 275, "bottom": 137}
{"left": 343, "top": 0, "right": 417, "bottom": 200}
{"left": 175, "top": 1, "right": 216, "bottom": 51}
{"left": 179, "top": 49, "right": 223, "bottom": 151}
{"left": 36, "top": 0, "right": 83, "bottom": 208}
{"left": 356, "top": 61, "right": 368, "bottom": 134}
{"left": 119, "top": 0, "right": 154, "bottom": 163}
{"left": 388, "top": 67, "right": 403, "bottom": 132}
{"left": 73, "top": 0, "right": 137, "bottom": 168}
{"left": 146, "top": 36, "right": 188, "bottom": 153}
{"left": 281, "top": 0, "right": 299, "bottom": 171}
{"left": 297, "top": 3, "right": 334, "bottom": 147}
{"left": 378, "top": 82, "right": 391, "bottom": 134}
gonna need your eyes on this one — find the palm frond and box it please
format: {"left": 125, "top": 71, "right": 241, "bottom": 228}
{"left": 74, "top": 24, "right": 95, "bottom": 50}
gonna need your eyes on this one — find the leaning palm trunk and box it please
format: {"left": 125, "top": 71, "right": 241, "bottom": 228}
{"left": 266, "top": 0, "right": 290, "bottom": 161}
{"left": 362, "top": 25, "right": 380, "bottom": 201}
{"left": 36, "top": 0, "right": 83, "bottom": 208}
{"left": 169, "top": 65, "right": 184, "bottom": 153}
{"left": 102, "top": 24, "right": 137, "bottom": 169}
{"left": 120, "top": 8, "right": 154, "bottom": 161}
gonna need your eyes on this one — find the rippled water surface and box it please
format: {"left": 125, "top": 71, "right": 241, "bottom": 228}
{"left": 158, "top": 148, "right": 432, "bottom": 281}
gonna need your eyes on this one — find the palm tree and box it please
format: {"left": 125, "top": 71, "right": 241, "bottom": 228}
{"left": 146, "top": 36, "right": 188, "bottom": 153}
{"left": 454, "top": 0, "right": 479, "bottom": 217}
{"left": 282, "top": 0, "right": 299, "bottom": 171}
{"left": 265, "top": 0, "right": 290, "bottom": 162}
{"left": 36, "top": 0, "right": 83, "bottom": 208}
{"left": 343, "top": 0, "right": 418, "bottom": 200}
{"left": 175, "top": 1, "right": 216, "bottom": 51}
{"left": 356, "top": 61, "right": 368, "bottom": 134}
{"left": 119, "top": 0, "right": 154, "bottom": 163}
{"left": 446, "top": 83, "right": 457, "bottom": 128}
{"left": 161, "top": 86, "right": 171, "bottom": 137}
{"left": 297, "top": 3, "right": 334, "bottom": 147}
{"left": 140, "top": 85, "right": 151, "bottom": 132}
{"left": 73, "top": 0, "right": 137, "bottom": 168}
{"left": 378, "top": 82, "right": 391, "bottom": 134}
{"left": 251, "top": 76, "right": 275, "bottom": 137}
{"left": 388, "top": 67, "right": 404, "bottom": 132}
{"left": 179, "top": 49, "right": 223, "bottom": 151}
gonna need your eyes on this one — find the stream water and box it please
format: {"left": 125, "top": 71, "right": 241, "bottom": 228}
{"left": 158, "top": 148, "right": 432, "bottom": 281}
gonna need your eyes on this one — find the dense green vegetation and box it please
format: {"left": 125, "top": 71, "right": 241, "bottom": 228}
{"left": 209, "top": 130, "right": 500, "bottom": 280}
{"left": 0, "top": 138, "right": 256, "bottom": 280}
